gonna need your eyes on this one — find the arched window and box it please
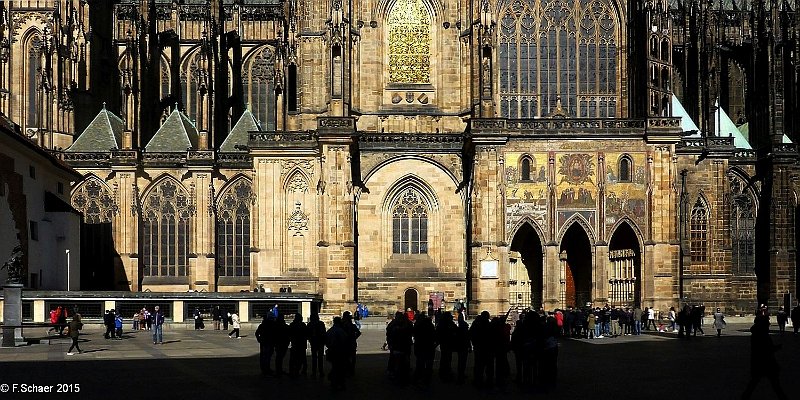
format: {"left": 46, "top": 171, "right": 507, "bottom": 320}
{"left": 618, "top": 156, "right": 632, "bottom": 182}
{"left": 520, "top": 157, "right": 532, "bottom": 181}
{"left": 387, "top": 0, "right": 431, "bottom": 84}
{"left": 160, "top": 56, "right": 170, "bottom": 100}
{"left": 730, "top": 176, "right": 755, "bottom": 274}
{"left": 690, "top": 197, "right": 708, "bottom": 263}
{"left": 142, "top": 179, "right": 191, "bottom": 277}
{"left": 27, "top": 35, "right": 42, "bottom": 127}
{"left": 71, "top": 178, "right": 116, "bottom": 224}
{"left": 498, "top": 0, "right": 618, "bottom": 118}
{"left": 217, "top": 179, "right": 252, "bottom": 277}
{"left": 660, "top": 38, "right": 670, "bottom": 62}
{"left": 392, "top": 188, "right": 429, "bottom": 254}
{"left": 244, "top": 48, "right": 276, "bottom": 130}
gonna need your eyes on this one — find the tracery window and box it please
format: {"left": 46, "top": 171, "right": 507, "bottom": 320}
{"left": 71, "top": 178, "right": 116, "bottom": 224}
{"left": 387, "top": 0, "right": 431, "bottom": 84}
{"left": 244, "top": 48, "right": 276, "bottom": 129}
{"left": 730, "top": 177, "right": 755, "bottom": 274}
{"left": 392, "top": 188, "right": 429, "bottom": 254}
{"left": 142, "top": 180, "right": 192, "bottom": 277}
{"left": 160, "top": 56, "right": 170, "bottom": 100}
{"left": 27, "top": 35, "right": 42, "bottom": 127}
{"left": 216, "top": 179, "right": 252, "bottom": 277}
{"left": 498, "top": 0, "right": 618, "bottom": 118}
{"left": 689, "top": 197, "right": 708, "bottom": 263}
{"left": 618, "top": 156, "right": 631, "bottom": 182}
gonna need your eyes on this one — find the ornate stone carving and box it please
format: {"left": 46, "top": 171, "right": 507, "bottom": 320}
{"left": 288, "top": 202, "right": 309, "bottom": 236}
{"left": 281, "top": 159, "right": 314, "bottom": 176}
{"left": 288, "top": 173, "right": 309, "bottom": 192}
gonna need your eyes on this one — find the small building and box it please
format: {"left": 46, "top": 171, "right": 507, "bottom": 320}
{"left": 0, "top": 114, "right": 83, "bottom": 290}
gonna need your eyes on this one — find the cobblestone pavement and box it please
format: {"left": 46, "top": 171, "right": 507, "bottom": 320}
{"left": 1, "top": 322, "right": 798, "bottom": 399}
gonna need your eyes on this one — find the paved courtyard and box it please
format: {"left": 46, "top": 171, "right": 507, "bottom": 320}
{"left": 1, "top": 321, "right": 798, "bottom": 399}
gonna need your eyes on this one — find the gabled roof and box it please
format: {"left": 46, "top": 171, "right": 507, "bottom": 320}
{"left": 66, "top": 106, "right": 124, "bottom": 153}
{"left": 220, "top": 109, "right": 259, "bottom": 152}
{"left": 145, "top": 108, "right": 199, "bottom": 152}
{"left": 671, "top": 94, "right": 701, "bottom": 136}
{"left": 714, "top": 101, "right": 751, "bottom": 149}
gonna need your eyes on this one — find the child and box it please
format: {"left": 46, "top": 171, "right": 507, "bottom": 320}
{"left": 115, "top": 314, "right": 123, "bottom": 339}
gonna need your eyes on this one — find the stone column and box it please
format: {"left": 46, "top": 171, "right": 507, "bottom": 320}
{"left": 2, "top": 283, "right": 23, "bottom": 347}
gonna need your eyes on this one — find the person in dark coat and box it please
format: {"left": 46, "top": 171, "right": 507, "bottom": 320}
{"left": 255, "top": 314, "right": 275, "bottom": 376}
{"left": 326, "top": 316, "right": 349, "bottom": 390}
{"left": 413, "top": 313, "right": 436, "bottom": 384}
{"left": 66, "top": 315, "right": 83, "bottom": 355}
{"left": 523, "top": 311, "right": 542, "bottom": 386}
{"left": 538, "top": 314, "right": 560, "bottom": 391}
{"left": 274, "top": 314, "right": 290, "bottom": 376}
{"left": 103, "top": 309, "right": 114, "bottom": 339}
{"left": 791, "top": 304, "right": 800, "bottom": 335}
{"left": 289, "top": 313, "right": 308, "bottom": 376}
{"left": 193, "top": 307, "right": 204, "bottom": 330}
{"left": 511, "top": 312, "right": 526, "bottom": 384}
{"left": 435, "top": 312, "right": 456, "bottom": 382}
{"left": 470, "top": 311, "right": 494, "bottom": 387}
{"left": 386, "top": 311, "right": 413, "bottom": 380}
{"left": 341, "top": 311, "right": 361, "bottom": 376}
{"left": 454, "top": 311, "right": 471, "bottom": 384}
{"left": 776, "top": 306, "right": 788, "bottom": 333}
{"left": 493, "top": 316, "right": 512, "bottom": 388}
{"left": 741, "top": 315, "right": 789, "bottom": 400}
{"left": 211, "top": 306, "right": 221, "bottom": 330}
{"left": 307, "top": 313, "right": 326, "bottom": 377}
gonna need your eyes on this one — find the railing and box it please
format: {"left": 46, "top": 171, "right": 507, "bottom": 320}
{"left": 249, "top": 131, "right": 318, "bottom": 148}
{"left": 471, "top": 118, "right": 649, "bottom": 133}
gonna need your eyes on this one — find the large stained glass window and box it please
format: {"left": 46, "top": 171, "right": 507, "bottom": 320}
{"left": 142, "top": 179, "right": 191, "bottom": 277}
{"left": 730, "top": 177, "right": 755, "bottom": 275}
{"left": 27, "top": 35, "right": 42, "bottom": 127}
{"left": 216, "top": 179, "right": 252, "bottom": 277}
{"left": 690, "top": 197, "right": 708, "bottom": 264}
{"left": 244, "top": 48, "right": 276, "bottom": 130}
{"left": 392, "top": 188, "right": 428, "bottom": 254}
{"left": 499, "top": 0, "right": 618, "bottom": 118}
{"left": 387, "top": 0, "right": 431, "bottom": 84}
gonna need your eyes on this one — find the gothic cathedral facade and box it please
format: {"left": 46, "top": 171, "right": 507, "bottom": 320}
{"left": 1, "top": 0, "right": 798, "bottom": 315}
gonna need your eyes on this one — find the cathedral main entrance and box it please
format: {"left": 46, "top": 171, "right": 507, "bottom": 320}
{"left": 560, "top": 223, "right": 592, "bottom": 308}
{"left": 510, "top": 223, "right": 544, "bottom": 309}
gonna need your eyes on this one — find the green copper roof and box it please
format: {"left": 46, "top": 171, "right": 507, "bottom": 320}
{"left": 671, "top": 94, "right": 700, "bottom": 136}
{"left": 715, "top": 101, "right": 751, "bottom": 149}
{"left": 220, "top": 109, "right": 260, "bottom": 152}
{"left": 145, "top": 108, "right": 199, "bottom": 152}
{"left": 66, "top": 106, "right": 124, "bottom": 152}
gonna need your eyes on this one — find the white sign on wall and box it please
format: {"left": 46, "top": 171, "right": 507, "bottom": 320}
{"left": 480, "top": 259, "right": 498, "bottom": 278}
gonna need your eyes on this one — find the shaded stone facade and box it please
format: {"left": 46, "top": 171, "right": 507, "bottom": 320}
{"left": 0, "top": 0, "right": 798, "bottom": 315}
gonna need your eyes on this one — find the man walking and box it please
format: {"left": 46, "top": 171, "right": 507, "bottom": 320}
{"left": 66, "top": 315, "right": 83, "bottom": 355}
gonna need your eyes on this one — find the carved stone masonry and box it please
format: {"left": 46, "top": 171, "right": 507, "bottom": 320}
{"left": 288, "top": 202, "right": 309, "bottom": 236}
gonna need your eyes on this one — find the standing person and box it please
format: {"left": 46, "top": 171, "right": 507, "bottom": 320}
{"left": 436, "top": 311, "right": 456, "bottom": 382}
{"left": 539, "top": 314, "right": 560, "bottom": 391}
{"left": 455, "top": 311, "right": 471, "bottom": 384}
{"left": 271, "top": 304, "right": 280, "bottom": 318}
{"left": 326, "top": 316, "right": 349, "bottom": 391}
{"left": 791, "top": 304, "right": 800, "bottom": 335}
{"left": 712, "top": 308, "right": 726, "bottom": 337}
{"left": 288, "top": 313, "right": 308, "bottom": 377}
{"left": 255, "top": 314, "right": 275, "bottom": 376}
{"left": 386, "top": 311, "right": 413, "bottom": 380}
{"left": 103, "top": 310, "right": 114, "bottom": 339}
{"left": 222, "top": 309, "right": 230, "bottom": 331}
{"left": 47, "top": 307, "right": 59, "bottom": 335}
{"left": 341, "top": 311, "right": 361, "bottom": 375}
{"left": 58, "top": 307, "right": 69, "bottom": 335}
{"left": 151, "top": 305, "right": 164, "bottom": 344}
{"left": 691, "top": 305, "right": 704, "bottom": 336}
{"left": 427, "top": 298, "right": 435, "bottom": 319}
{"left": 66, "top": 315, "right": 83, "bottom": 355}
{"left": 114, "top": 312, "right": 123, "bottom": 339}
{"left": 470, "top": 311, "right": 494, "bottom": 387}
{"left": 145, "top": 308, "right": 153, "bottom": 331}
{"left": 413, "top": 313, "right": 436, "bottom": 384}
{"left": 741, "top": 316, "right": 789, "bottom": 400}
{"left": 132, "top": 311, "right": 140, "bottom": 331}
{"left": 587, "top": 312, "right": 596, "bottom": 339}
{"left": 493, "top": 316, "right": 512, "bottom": 388}
{"left": 647, "top": 306, "right": 657, "bottom": 331}
{"left": 633, "top": 306, "right": 642, "bottom": 335}
{"left": 211, "top": 306, "right": 221, "bottom": 330}
{"left": 274, "top": 314, "right": 290, "bottom": 376}
{"left": 776, "top": 306, "right": 788, "bottom": 333}
{"left": 140, "top": 308, "right": 148, "bottom": 330}
{"left": 307, "top": 313, "right": 326, "bottom": 377}
{"left": 228, "top": 310, "right": 241, "bottom": 339}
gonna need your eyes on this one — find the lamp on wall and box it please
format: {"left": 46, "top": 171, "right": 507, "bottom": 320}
{"left": 65, "top": 249, "right": 71, "bottom": 291}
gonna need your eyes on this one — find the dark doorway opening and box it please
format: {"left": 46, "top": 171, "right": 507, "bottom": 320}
{"left": 608, "top": 221, "right": 642, "bottom": 307}
{"left": 560, "top": 222, "right": 592, "bottom": 308}
{"left": 510, "top": 223, "right": 544, "bottom": 308}
{"left": 404, "top": 288, "right": 419, "bottom": 311}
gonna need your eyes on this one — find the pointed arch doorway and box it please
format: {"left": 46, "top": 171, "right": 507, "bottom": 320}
{"left": 404, "top": 288, "right": 419, "bottom": 311}
{"left": 608, "top": 222, "right": 642, "bottom": 308}
{"left": 510, "top": 223, "right": 544, "bottom": 309}
{"left": 560, "top": 222, "right": 592, "bottom": 308}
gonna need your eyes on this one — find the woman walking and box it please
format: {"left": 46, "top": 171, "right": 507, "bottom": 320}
{"left": 712, "top": 308, "right": 726, "bottom": 337}
{"left": 66, "top": 315, "right": 83, "bottom": 355}
{"left": 228, "top": 311, "right": 241, "bottom": 338}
